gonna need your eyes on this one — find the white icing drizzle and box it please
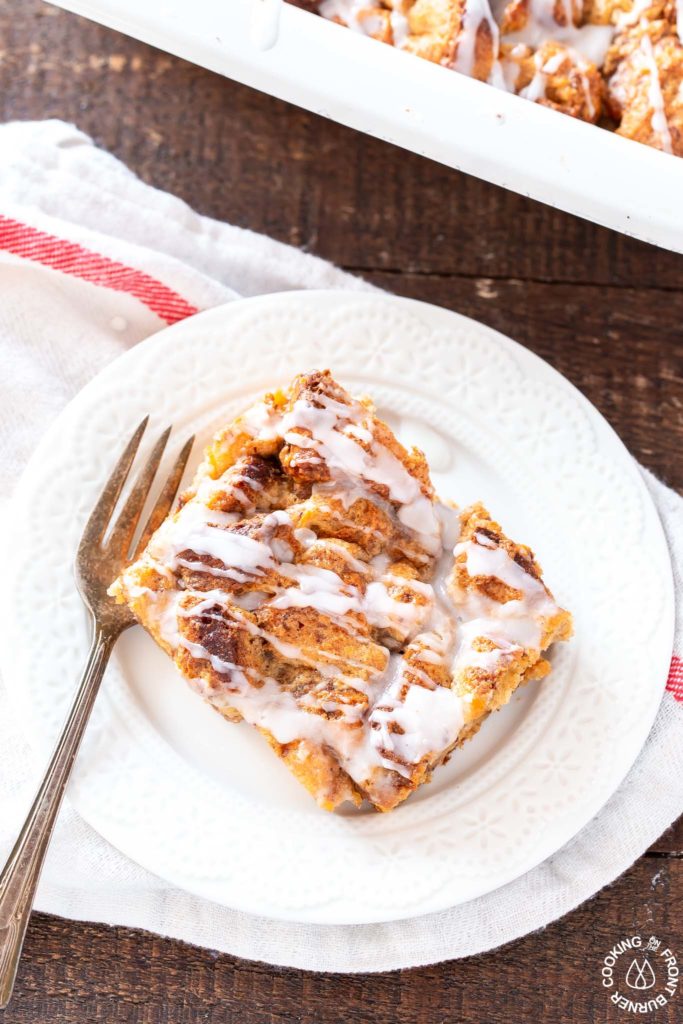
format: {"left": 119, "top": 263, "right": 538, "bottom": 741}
{"left": 531, "top": 0, "right": 580, "bottom": 30}
{"left": 520, "top": 50, "right": 550, "bottom": 99}
{"left": 122, "top": 387, "right": 565, "bottom": 802}
{"left": 274, "top": 390, "right": 442, "bottom": 555}
{"left": 367, "top": 656, "right": 465, "bottom": 776}
{"left": 239, "top": 400, "right": 280, "bottom": 439}
{"left": 318, "top": 0, "right": 391, "bottom": 39}
{"left": 640, "top": 34, "right": 674, "bottom": 153}
{"left": 452, "top": 0, "right": 501, "bottom": 80}
{"left": 500, "top": 3, "right": 614, "bottom": 67}
{"left": 318, "top": 0, "right": 368, "bottom": 31}
{"left": 450, "top": 533, "right": 559, "bottom": 681}
{"left": 614, "top": 0, "right": 655, "bottom": 31}
{"left": 608, "top": 13, "right": 674, "bottom": 155}
{"left": 514, "top": 44, "right": 595, "bottom": 116}
{"left": 155, "top": 498, "right": 434, "bottom": 647}
{"left": 318, "top": 0, "right": 408, "bottom": 46}
{"left": 542, "top": 50, "right": 566, "bottom": 72}
{"left": 138, "top": 521, "right": 465, "bottom": 788}
{"left": 315, "top": 0, "right": 613, "bottom": 110}
{"left": 390, "top": 9, "right": 410, "bottom": 46}
{"left": 579, "top": 60, "right": 596, "bottom": 118}
{"left": 316, "top": 0, "right": 619, "bottom": 113}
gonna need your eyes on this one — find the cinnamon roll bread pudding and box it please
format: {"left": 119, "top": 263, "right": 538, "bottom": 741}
{"left": 292, "top": 0, "right": 683, "bottom": 155}
{"left": 110, "top": 371, "right": 572, "bottom": 812}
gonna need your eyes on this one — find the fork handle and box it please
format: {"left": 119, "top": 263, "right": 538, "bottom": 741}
{"left": 0, "top": 626, "right": 116, "bottom": 1007}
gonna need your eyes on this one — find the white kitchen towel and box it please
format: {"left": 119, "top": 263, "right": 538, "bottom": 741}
{"left": 0, "top": 120, "right": 681, "bottom": 974}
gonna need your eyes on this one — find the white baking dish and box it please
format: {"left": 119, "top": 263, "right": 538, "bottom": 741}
{"left": 47, "top": 0, "right": 683, "bottom": 252}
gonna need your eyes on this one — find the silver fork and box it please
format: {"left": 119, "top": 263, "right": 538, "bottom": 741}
{"left": 0, "top": 419, "right": 194, "bottom": 1008}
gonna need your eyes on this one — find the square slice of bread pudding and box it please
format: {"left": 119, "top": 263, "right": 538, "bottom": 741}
{"left": 110, "top": 371, "right": 573, "bottom": 812}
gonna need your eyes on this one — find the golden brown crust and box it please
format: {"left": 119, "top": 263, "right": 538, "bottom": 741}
{"left": 311, "top": 0, "right": 499, "bottom": 80}
{"left": 301, "top": 0, "right": 683, "bottom": 155}
{"left": 263, "top": 735, "right": 364, "bottom": 810}
{"left": 111, "top": 372, "right": 572, "bottom": 813}
{"left": 582, "top": 0, "right": 633, "bottom": 24}
{"left": 448, "top": 504, "right": 573, "bottom": 725}
{"left": 402, "top": 0, "right": 463, "bottom": 63}
{"left": 500, "top": 0, "right": 583, "bottom": 34}
{"left": 603, "top": 2, "right": 683, "bottom": 153}
{"left": 501, "top": 40, "right": 605, "bottom": 122}
{"left": 405, "top": 0, "right": 498, "bottom": 80}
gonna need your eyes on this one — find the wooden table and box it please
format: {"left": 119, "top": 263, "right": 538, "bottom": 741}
{"left": 1, "top": 4, "right": 681, "bottom": 1021}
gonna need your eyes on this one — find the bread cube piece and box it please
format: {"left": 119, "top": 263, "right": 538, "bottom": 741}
{"left": 603, "top": 0, "right": 683, "bottom": 153}
{"left": 501, "top": 40, "right": 605, "bottom": 121}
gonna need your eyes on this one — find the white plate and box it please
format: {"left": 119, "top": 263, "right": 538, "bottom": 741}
{"left": 1, "top": 291, "right": 674, "bottom": 925}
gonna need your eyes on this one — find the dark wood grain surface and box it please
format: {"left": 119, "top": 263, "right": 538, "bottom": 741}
{"left": 0, "top": 2, "right": 681, "bottom": 1021}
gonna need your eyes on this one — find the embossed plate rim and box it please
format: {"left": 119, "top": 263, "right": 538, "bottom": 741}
{"left": 0, "top": 291, "right": 674, "bottom": 924}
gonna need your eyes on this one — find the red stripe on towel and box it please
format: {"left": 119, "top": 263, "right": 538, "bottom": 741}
{"left": 666, "top": 655, "right": 683, "bottom": 703}
{"left": 0, "top": 215, "right": 198, "bottom": 324}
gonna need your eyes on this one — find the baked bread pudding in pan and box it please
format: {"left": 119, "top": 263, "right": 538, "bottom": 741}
{"left": 293, "top": 0, "right": 683, "bottom": 155}
{"left": 110, "top": 372, "right": 572, "bottom": 812}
